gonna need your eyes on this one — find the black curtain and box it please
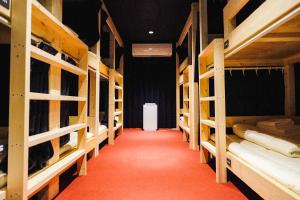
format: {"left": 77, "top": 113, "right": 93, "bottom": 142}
{"left": 100, "top": 80, "right": 109, "bottom": 126}
{"left": 124, "top": 45, "right": 176, "bottom": 128}
{"left": 209, "top": 69, "right": 285, "bottom": 116}
{"left": 294, "top": 63, "right": 300, "bottom": 115}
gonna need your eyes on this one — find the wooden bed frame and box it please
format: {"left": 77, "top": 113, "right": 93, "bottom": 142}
{"left": 198, "top": 1, "right": 300, "bottom": 199}
{"left": 8, "top": 1, "right": 89, "bottom": 199}
{"left": 176, "top": 3, "right": 199, "bottom": 151}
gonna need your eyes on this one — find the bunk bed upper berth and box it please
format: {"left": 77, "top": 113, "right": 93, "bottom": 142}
{"left": 224, "top": 0, "right": 300, "bottom": 65}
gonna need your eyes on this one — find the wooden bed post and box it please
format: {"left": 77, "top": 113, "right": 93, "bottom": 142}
{"left": 108, "top": 69, "right": 115, "bottom": 145}
{"left": 214, "top": 40, "right": 227, "bottom": 183}
{"left": 176, "top": 53, "right": 180, "bottom": 130}
{"left": 199, "top": 0, "right": 208, "bottom": 51}
{"left": 7, "top": 1, "right": 31, "bottom": 199}
{"left": 284, "top": 63, "right": 296, "bottom": 116}
{"left": 188, "top": 3, "right": 199, "bottom": 151}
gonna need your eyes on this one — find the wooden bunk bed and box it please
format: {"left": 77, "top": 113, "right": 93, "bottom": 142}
{"left": 98, "top": 1, "right": 124, "bottom": 145}
{"left": 8, "top": 1, "right": 88, "bottom": 199}
{"left": 108, "top": 70, "right": 123, "bottom": 145}
{"left": 176, "top": 2, "right": 199, "bottom": 151}
{"left": 199, "top": 1, "right": 300, "bottom": 199}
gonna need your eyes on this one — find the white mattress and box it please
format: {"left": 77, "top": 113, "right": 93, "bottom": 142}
{"left": 228, "top": 135, "right": 300, "bottom": 195}
{"left": 60, "top": 132, "right": 94, "bottom": 155}
{"left": 99, "top": 125, "right": 107, "bottom": 133}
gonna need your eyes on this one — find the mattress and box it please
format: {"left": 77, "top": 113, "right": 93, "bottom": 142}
{"left": 227, "top": 135, "right": 300, "bottom": 196}
{"left": 60, "top": 132, "right": 94, "bottom": 155}
{"left": 99, "top": 125, "right": 107, "bottom": 133}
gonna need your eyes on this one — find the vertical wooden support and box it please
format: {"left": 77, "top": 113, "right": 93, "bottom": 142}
{"left": 108, "top": 69, "right": 115, "bottom": 144}
{"left": 77, "top": 51, "right": 88, "bottom": 176}
{"left": 176, "top": 53, "right": 180, "bottom": 130}
{"left": 284, "top": 63, "right": 296, "bottom": 116}
{"left": 7, "top": 1, "right": 31, "bottom": 199}
{"left": 189, "top": 3, "right": 199, "bottom": 151}
{"left": 118, "top": 77, "right": 124, "bottom": 135}
{"left": 214, "top": 40, "right": 227, "bottom": 183}
{"left": 199, "top": 0, "right": 208, "bottom": 51}
{"left": 199, "top": 58, "right": 210, "bottom": 164}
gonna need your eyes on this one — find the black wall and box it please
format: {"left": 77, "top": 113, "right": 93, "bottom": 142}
{"left": 0, "top": 45, "right": 10, "bottom": 126}
{"left": 124, "top": 46, "right": 176, "bottom": 128}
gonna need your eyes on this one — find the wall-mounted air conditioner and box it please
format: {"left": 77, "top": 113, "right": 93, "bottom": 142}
{"left": 132, "top": 43, "right": 172, "bottom": 57}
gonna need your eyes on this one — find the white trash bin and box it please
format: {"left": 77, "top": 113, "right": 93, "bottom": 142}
{"left": 143, "top": 103, "right": 158, "bottom": 131}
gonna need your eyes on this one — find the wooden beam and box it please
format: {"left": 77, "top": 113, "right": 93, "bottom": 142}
{"left": 213, "top": 39, "right": 227, "bottom": 183}
{"left": 176, "top": 53, "right": 180, "bottom": 130}
{"left": 7, "top": 1, "right": 31, "bottom": 199}
{"left": 223, "top": 0, "right": 249, "bottom": 21}
{"left": 102, "top": 2, "right": 124, "bottom": 47}
{"left": 199, "top": 0, "right": 208, "bottom": 51}
{"left": 177, "top": 12, "right": 192, "bottom": 47}
{"left": 284, "top": 63, "right": 296, "bottom": 116}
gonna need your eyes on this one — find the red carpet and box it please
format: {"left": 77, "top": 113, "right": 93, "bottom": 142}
{"left": 57, "top": 129, "right": 246, "bottom": 200}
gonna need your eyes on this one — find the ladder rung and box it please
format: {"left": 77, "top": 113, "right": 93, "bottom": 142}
{"left": 200, "top": 96, "right": 215, "bottom": 102}
{"left": 199, "top": 69, "right": 214, "bottom": 80}
{"left": 201, "top": 141, "right": 216, "bottom": 156}
{"left": 183, "top": 113, "right": 189, "bottom": 118}
{"left": 183, "top": 83, "right": 189, "bottom": 87}
{"left": 184, "top": 99, "right": 189, "bottom": 102}
{"left": 201, "top": 119, "right": 216, "bottom": 128}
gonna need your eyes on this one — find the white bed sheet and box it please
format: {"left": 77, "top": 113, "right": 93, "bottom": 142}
{"left": 227, "top": 135, "right": 300, "bottom": 195}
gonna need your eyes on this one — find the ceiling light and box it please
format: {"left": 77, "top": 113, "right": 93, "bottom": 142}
{"left": 148, "top": 30, "right": 154, "bottom": 35}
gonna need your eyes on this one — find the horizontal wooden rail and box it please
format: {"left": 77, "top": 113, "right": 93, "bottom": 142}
{"left": 30, "top": 92, "right": 86, "bottom": 102}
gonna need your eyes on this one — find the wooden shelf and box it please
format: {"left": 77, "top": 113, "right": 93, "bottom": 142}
{"left": 199, "top": 69, "right": 215, "bottom": 80}
{"left": 31, "top": 45, "right": 86, "bottom": 76}
{"left": 114, "top": 123, "right": 122, "bottom": 131}
{"left": 114, "top": 111, "right": 122, "bottom": 116}
{"left": 200, "top": 96, "right": 215, "bottom": 102}
{"left": 114, "top": 99, "right": 123, "bottom": 102}
{"left": 27, "top": 149, "right": 85, "bottom": 196}
{"left": 29, "top": 92, "right": 87, "bottom": 102}
{"left": 201, "top": 141, "right": 216, "bottom": 156}
{"left": 201, "top": 119, "right": 216, "bottom": 128}
{"left": 32, "top": 0, "right": 87, "bottom": 57}
{"left": 184, "top": 98, "right": 190, "bottom": 102}
{"left": 28, "top": 123, "right": 86, "bottom": 147}
{"left": 98, "top": 128, "right": 108, "bottom": 144}
{"left": 0, "top": 16, "right": 10, "bottom": 28}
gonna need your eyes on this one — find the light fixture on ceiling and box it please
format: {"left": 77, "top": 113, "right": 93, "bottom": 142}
{"left": 148, "top": 30, "right": 154, "bottom": 35}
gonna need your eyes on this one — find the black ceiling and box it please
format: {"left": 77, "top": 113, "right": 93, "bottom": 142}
{"left": 62, "top": 0, "right": 238, "bottom": 47}
{"left": 103, "top": 0, "right": 197, "bottom": 44}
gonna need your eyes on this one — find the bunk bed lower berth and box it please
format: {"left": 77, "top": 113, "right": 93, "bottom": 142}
{"left": 209, "top": 118, "right": 300, "bottom": 200}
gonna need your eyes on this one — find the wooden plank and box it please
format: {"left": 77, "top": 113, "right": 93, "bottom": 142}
{"left": 224, "top": 0, "right": 300, "bottom": 57}
{"left": 28, "top": 123, "right": 86, "bottom": 147}
{"left": 284, "top": 63, "right": 296, "bottom": 116}
{"left": 213, "top": 39, "right": 227, "bottom": 183}
{"left": 7, "top": 1, "right": 31, "bottom": 199}
{"left": 223, "top": 0, "right": 250, "bottom": 21}
{"left": 100, "top": 62, "right": 110, "bottom": 78}
{"left": 102, "top": 2, "right": 124, "bottom": 47}
{"left": 108, "top": 69, "right": 115, "bottom": 144}
{"left": 27, "top": 150, "right": 85, "bottom": 196}
{"left": 227, "top": 152, "right": 300, "bottom": 200}
{"left": 200, "top": 96, "right": 215, "bottom": 102}
{"left": 179, "top": 58, "right": 189, "bottom": 73}
{"left": 29, "top": 92, "right": 87, "bottom": 101}
{"left": 201, "top": 141, "right": 216, "bottom": 156}
{"left": 201, "top": 119, "right": 216, "bottom": 128}
{"left": 224, "top": 116, "right": 286, "bottom": 127}
{"left": 31, "top": 45, "right": 87, "bottom": 76}
{"left": 199, "top": 0, "right": 208, "bottom": 51}
{"left": 177, "top": 12, "right": 192, "bottom": 47}
{"left": 199, "top": 69, "right": 214, "bottom": 80}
